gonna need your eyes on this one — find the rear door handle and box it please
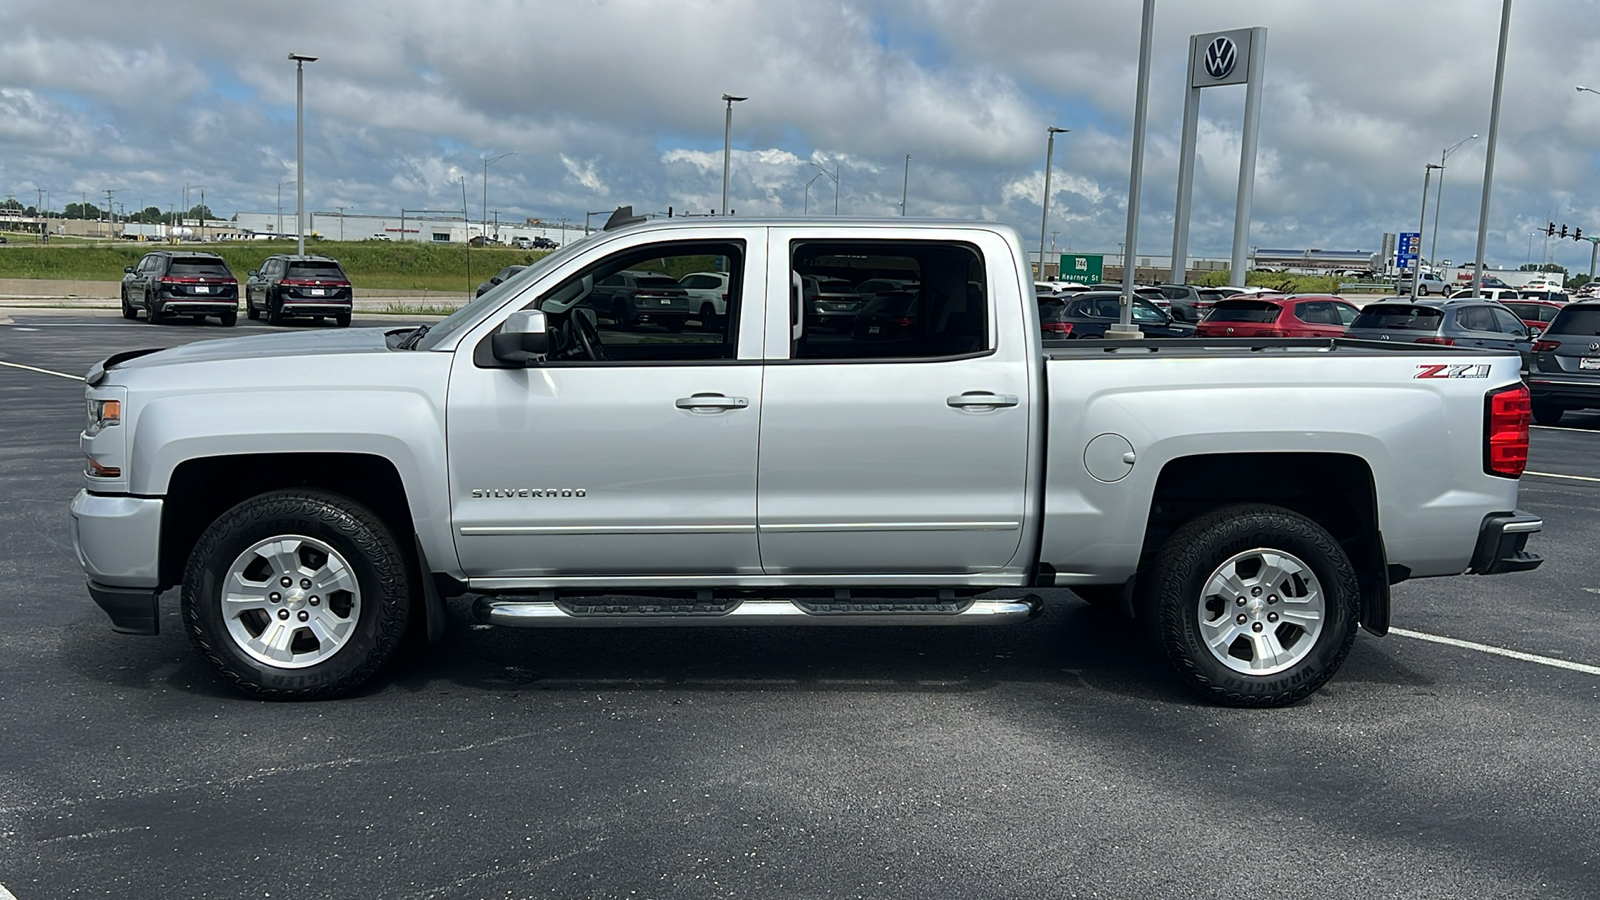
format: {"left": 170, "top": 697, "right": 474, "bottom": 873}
{"left": 676, "top": 393, "right": 750, "bottom": 411}
{"left": 947, "top": 391, "right": 1019, "bottom": 409}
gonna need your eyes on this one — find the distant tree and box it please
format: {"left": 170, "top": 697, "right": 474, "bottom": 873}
{"left": 141, "top": 206, "right": 161, "bottom": 222}
{"left": 0, "top": 198, "right": 23, "bottom": 211}
{"left": 187, "top": 204, "right": 213, "bottom": 221}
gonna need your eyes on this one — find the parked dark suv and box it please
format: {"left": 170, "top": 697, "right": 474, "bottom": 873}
{"left": 245, "top": 255, "right": 353, "bottom": 326}
{"left": 1345, "top": 298, "right": 1534, "bottom": 370}
{"left": 1526, "top": 302, "right": 1600, "bottom": 424}
{"left": 121, "top": 251, "right": 239, "bottom": 326}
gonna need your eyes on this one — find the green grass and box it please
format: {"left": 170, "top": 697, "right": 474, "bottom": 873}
{"left": 0, "top": 239, "right": 553, "bottom": 292}
{"left": 1190, "top": 270, "right": 1363, "bottom": 293}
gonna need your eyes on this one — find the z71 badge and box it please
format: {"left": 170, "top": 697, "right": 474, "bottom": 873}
{"left": 1415, "top": 363, "right": 1491, "bottom": 379}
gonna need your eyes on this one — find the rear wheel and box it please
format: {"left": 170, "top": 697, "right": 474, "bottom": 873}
{"left": 1140, "top": 504, "right": 1358, "bottom": 707}
{"left": 700, "top": 303, "right": 720, "bottom": 332}
{"left": 267, "top": 293, "right": 286, "bottom": 326}
{"left": 335, "top": 312, "right": 352, "bottom": 328}
{"left": 146, "top": 294, "right": 166, "bottom": 325}
{"left": 181, "top": 490, "right": 412, "bottom": 700}
{"left": 611, "top": 301, "right": 631, "bottom": 331}
{"left": 220, "top": 309, "right": 238, "bottom": 327}
{"left": 1531, "top": 402, "right": 1563, "bottom": 426}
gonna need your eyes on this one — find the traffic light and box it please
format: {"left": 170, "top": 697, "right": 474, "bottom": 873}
{"left": 1548, "top": 222, "right": 1556, "bottom": 236}
{"left": 1577, "top": 227, "right": 1584, "bottom": 241}
{"left": 1561, "top": 224, "right": 1569, "bottom": 238}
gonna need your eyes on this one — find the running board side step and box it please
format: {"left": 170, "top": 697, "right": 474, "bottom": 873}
{"left": 474, "top": 595, "right": 1043, "bottom": 628}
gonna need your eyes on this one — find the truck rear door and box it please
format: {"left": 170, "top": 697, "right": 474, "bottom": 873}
{"left": 754, "top": 228, "right": 1037, "bottom": 576}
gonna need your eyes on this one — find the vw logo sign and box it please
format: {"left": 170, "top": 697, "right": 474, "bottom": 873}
{"left": 1591, "top": 342, "right": 1600, "bottom": 351}
{"left": 1204, "top": 37, "right": 1238, "bottom": 79}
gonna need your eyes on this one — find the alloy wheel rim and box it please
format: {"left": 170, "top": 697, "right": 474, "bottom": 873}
{"left": 1196, "top": 548, "right": 1325, "bottom": 676}
{"left": 220, "top": 535, "right": 362, "bottom": 669}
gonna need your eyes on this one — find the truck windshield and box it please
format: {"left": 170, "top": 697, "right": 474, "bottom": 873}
{"left": 412, "top": 236, "right": 592, "bottom": 350}
{"left": 1350, "top": 305, "right": 1443, "bottom": 330}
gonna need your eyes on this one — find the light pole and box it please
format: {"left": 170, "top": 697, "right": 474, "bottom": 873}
{"left": 1038, "top": 126, "right": 1069, "bottom": 279}
{"left": 1469, "top": 0, "right": 1512, "bottom": 298}
{"left": 1414, "top": 163, "right": 1443, "bottom": 292}
{"left": 809, "top": 160, "right": 839, "bottom": 215}
{"left": 584, "top": 210, "right": 610, "bottom": 235}
{"left": 1113, "top": 0, "right": 1155, "bottom": 337}
{"left": 276, "top": 180, "right": 296, "bottom": 239}
{"left": 1527, "top": 230, "right": 1540, "bottom": 266}
{"left": 289, "top": 52, "right": 318, "bottom": 255}
{"left": 804, "top": 173, "right": 822, "bottom": 215}
{"left": 720, "top": 93, "right": 747, "bottom": 215}
{"left": 901, "top": 154, "right": 911, "bottom": 216}
{"left": 1430, "top": 134, "right": 1478, "bottom": 268}
{"left": 483, "top": 151, "right": 516, "bottom": 242}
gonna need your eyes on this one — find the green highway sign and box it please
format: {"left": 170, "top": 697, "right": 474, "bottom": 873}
{"left": 1058, "top": 253, "right": 1104, "bottom": 284}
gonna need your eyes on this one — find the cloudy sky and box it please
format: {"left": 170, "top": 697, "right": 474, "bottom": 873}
{"left": 3, "top": 0, "right": 1599, "bottom": 269}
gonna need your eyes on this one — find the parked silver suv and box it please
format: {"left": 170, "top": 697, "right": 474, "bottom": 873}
{"left": 1345, "top": 298, "right": 1534, "bottom": 370}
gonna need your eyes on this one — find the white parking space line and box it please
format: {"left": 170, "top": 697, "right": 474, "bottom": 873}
{"left": 1391, "top": 627, "right": 1600, "bottom": 676}
{"left": 1525, "top": 470, "right": 1600, "bottom": 483}
{"left": 0, "top": 359, "right": 84, "bottom": 381}
{"left": 1531, "top": 424, "right": 1600, "bottom": 434}
{"left": 0, "top": 882, "right": 16, "bottom": 900}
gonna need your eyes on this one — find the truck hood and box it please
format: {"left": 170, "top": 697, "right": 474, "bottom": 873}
{"left": 107, "top": 327, "right": 399, "bottom": 376}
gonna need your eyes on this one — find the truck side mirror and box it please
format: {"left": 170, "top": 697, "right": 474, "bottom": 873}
{"left": 491, "top": 309, "right": 550, "bottom": 364}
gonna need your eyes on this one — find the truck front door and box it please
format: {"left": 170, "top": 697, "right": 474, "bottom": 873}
{"left": 445, "top": 232, "right": 766, "bottom": 582}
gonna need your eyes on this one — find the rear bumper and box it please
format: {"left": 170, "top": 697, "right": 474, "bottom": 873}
{"left": 281, "top": 300, "right": 354, "bottom": 315}
{"left": 157, "top": 300, "right": 236, "bottom": 314}
{"left": 1528, "top": 376, "right": 1600, "bottom": 407}
{"left": 1468, "top": 510, "right": 1543, "bottom": 575}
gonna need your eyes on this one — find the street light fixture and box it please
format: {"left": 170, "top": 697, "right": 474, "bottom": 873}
{"left": 483, "top": 151, "right": 517, "bottom": 242}
{"left": 288, "top": 52, "right": 318, "bottom": 255}
{"left": 809, "top": 160, "right": 839, "bottom": 215}
{"left": 804, "top": 172, "right": 823, "bottom": 215}
{"left": 1038, "top": 126, "right": 1069, "bottom": 278}
{"left": 1579, "top": 86, "right": 1600, "bottom": 97}
{"left": 1430, "top": 134, "right": 1478, "bottom": 269}
{"left": 720, "top": 94, "right": 747, "bottom": 216}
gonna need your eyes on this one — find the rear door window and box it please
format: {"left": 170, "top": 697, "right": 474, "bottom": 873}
{"left": 1350, "top": 305, "right": 1443, "bottom": 330}
{"left": 790, "top": 241, "right": 987, "bottom": 360}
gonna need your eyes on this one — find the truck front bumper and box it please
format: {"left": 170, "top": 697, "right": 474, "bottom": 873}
{"left": 70, "top": 490, "right": 163, "bottom": 634}
{"left": 1468, "top": 510, "right": 1543, "bottom": 575}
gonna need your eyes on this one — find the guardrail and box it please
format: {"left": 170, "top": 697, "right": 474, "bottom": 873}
{"left": 1336, "top": 282, "right": 1394, "bottom": 293}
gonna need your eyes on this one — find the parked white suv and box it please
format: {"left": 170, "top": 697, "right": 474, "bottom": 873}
{"left": 678, "top": 271, "right": 731, "bottom": 329}
{"left": 1402, "top": 272, "right": 1449, "bottom": 296}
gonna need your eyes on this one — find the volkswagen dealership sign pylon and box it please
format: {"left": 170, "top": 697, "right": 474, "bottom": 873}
{"left": 1170, "top": 27, "right": 1267, "bottom": 287}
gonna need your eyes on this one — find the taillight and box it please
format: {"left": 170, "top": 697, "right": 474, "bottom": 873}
{"left": 1042, "top": 321, "right": 1073, "bottom": 335}
{"left": 891, "top": 316, "right": 914, "bottom": 326}
{"left": 1258, "top": 328, "right": 1285, "bottom": 337}
{"left": 1533, "top": 339, "right": 1561, "bottom": 352}
{"left": 1415, "top": 336, "right": 1456, "bottom": 345}
{"left": 1484, "top": 384, "right": 1530, "bottom": 478}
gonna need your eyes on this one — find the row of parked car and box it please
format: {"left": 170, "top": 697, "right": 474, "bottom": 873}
{"left": 119, "top": 250, "right": 353, "bottom": 327}
{"left": 1036, "top": 281, "right": 1600, "bottom": 425}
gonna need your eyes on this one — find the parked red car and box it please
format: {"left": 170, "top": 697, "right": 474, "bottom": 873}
{"left": 1502, "top": 299, "right": 1565, "bottom": 333}
{"left": 1194, "top": 294, "right": 1361, "bottom": 338}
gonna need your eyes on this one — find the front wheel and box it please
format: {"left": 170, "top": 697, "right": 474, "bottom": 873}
{"left": 1140, "top": 504, "right": 1359, "bottom": 707}
{"left": 181, "top": 490, "right": 412, "bottom": 700}
{"left": 121, "top": 289, "right": 138, "bottom": 320}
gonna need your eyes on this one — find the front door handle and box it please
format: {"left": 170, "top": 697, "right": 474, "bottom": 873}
{"left": 947, "top": 391, "right": 1019, "bottom": 409}
{"left": 676, "top": 393, "right": 750, "bottom": 412}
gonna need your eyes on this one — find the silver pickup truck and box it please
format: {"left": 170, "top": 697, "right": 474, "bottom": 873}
{"left": 71, "top": 215, "right": 1543, "bottom": 706}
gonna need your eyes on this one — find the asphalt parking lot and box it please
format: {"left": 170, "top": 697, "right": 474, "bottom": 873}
{"left": 2, "top": 309, "right": 1598, "bottom": 899}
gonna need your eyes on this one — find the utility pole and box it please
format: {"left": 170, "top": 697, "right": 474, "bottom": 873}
{"left": 104, "top": 189, "right": 119, "bottom": 239}
{"left": 901, "top": 154, "right": 911, "bottom": 216}
{"left": 335, "top": 205, "right": 345, "bottom": 241}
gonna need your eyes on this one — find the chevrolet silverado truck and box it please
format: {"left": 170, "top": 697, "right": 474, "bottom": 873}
{"left": 71, "top": 213, "right": 1543, "bottom": 706}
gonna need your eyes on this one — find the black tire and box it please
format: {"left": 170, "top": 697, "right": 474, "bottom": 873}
{"left": 700, "top": 303, "right": 720, "bottom": 332}
{"left": 611, "top": 301, "right": 632, "bottom": 331}
{"left": 220, "top": 309, "right": 238, "bottom": 327}
{"left": 1532, "top": 402, "right": 1563, "bottom": 426}
{"left": 147, "top": 295, "right": 166, "bottom": 325}
{"left": 1139, "top": 504, "right": 1359, "bottom": 708}
{"left": 246, "top": 293, "right": 261, "bottom": 320}
{"left": 664, "top": 317, "right": 686, "bottom": 333}
{"left": 334, "top": 312, "right": 351, "bottom": 328}
{"left": 121, "top": 288, "right": 138, "bottom": 320}
{"left": 267, "top": 293, "right": 286, "bottom": 326}
{"left": 181, "top": 489, "right": 413, "bottom": 700}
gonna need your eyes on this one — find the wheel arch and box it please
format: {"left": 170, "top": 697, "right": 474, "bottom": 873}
{"left": 159, "top": 452, "right": 448, "bottom": 642}
{"left": 1140, "top": 452, "right": 1389, "bottom": 635}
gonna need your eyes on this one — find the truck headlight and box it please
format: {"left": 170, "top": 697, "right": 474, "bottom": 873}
{"left": 86, "top": 399, "right": 121, "bottom": 436}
